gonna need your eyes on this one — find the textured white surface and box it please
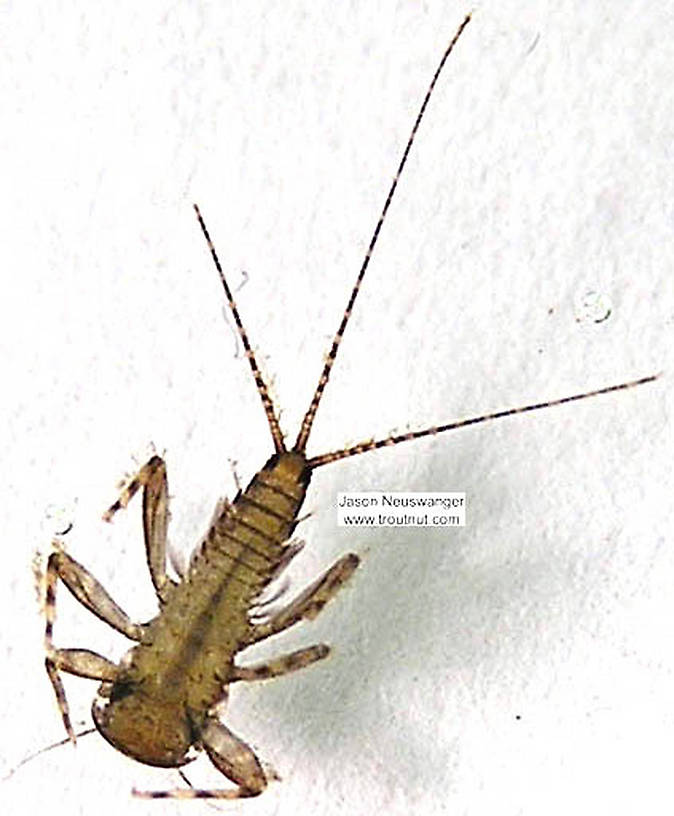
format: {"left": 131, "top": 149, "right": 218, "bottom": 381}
{"left": 1, "top": 2, "right": 672, "bottom": 815}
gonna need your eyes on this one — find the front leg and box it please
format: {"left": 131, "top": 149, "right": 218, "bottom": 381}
{"left": 43, "top": 546, "right": 137, "bottom": 742}
{"left": 133, "top": 718, "right": 267, "bottom": 800}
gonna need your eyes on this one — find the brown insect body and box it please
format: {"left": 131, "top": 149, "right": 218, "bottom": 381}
{"left": 40, "top": 14, "right": 655, "bottom": 799}
{"left": 92, "top": 452, "right": 312, "bottom": 770}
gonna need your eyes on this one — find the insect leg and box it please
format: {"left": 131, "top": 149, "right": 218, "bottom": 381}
{"left": 43, "top": 548, "right": 137, "bottom": 743}
{"left": 48, "top": 648, "right": 118, "bottom": 680}
{"left": 133, "top": 718, "right": 267, "bottom": 800}
{"left": 44, "top": 652, "right": 116, "bottom": 746}
{"left": 103, "top": 454, "right": 175, "bottom": 603}
{"left": 46, "top": 549, "right": 144, "bottom": 640}
{"left": 231, "top": 643, "right": 330, "bottom": 682}
{"left": 244, "top": 552, "right": 359, "bottom": 646}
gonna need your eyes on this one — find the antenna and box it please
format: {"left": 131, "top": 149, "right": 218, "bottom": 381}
{"left": 307, "top": 375, "right": 658, "bottom": 468}
{"left": 293, "top": 14, "right": 473, "bottom": 453}
{"left": 194, "top": 204, "right": 286, "bottom": 454}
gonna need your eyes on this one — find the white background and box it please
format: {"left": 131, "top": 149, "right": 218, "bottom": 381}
{"left": 1, "top": 2, "right": 672, "bottom": 815}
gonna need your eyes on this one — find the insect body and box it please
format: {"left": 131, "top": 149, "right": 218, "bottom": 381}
{"left": 42, "top": 14, "right": 655, "bottom": 800}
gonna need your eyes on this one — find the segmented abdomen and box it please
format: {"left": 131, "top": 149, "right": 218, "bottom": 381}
{"left": 133, "top": 452, "right": 312, "bottom": 713}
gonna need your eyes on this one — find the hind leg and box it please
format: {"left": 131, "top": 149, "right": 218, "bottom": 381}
{"left": 103, "top": 454, "right": 176, "bottom": 603}
{"left": 245, "top": 552, "right": 360, "bottom": 646}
